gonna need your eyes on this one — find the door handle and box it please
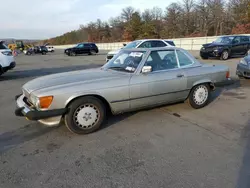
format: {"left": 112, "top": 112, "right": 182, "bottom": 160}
{"left": 176, "top": 74, "right": 184, "bottom": 78}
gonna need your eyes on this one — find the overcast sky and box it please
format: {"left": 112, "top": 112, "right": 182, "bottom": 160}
{"left": 0, "top": 0, "right": 173, "bottom": 39}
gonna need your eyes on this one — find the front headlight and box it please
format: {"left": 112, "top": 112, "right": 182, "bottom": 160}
{"left": 30, "top": 95, "right": 54, "bottom": 109}
{"left": 240, "top": 59, "right": 248, "bottom": 65}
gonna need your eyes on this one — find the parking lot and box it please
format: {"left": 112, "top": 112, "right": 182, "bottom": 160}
{"left": 0, "top": 50, "right": 250, "bottom": 188}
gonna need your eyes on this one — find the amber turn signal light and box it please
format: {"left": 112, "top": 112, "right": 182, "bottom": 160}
{"left": 226, "top": 71, "right": 230, "bottom": 78}
{"left": 39, "top": 96, "right": 53, "bottom": 109}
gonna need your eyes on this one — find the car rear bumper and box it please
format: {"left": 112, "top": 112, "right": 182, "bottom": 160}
{"left": 236, "top": 63, "right": 250, "bottom": 78}
{"left": 15, "top": 94, "right": 68, "bottom": 126}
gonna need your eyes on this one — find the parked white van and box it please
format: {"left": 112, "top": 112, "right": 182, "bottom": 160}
{"left": 0, "top": 41, "right": 16, "bottom": 75}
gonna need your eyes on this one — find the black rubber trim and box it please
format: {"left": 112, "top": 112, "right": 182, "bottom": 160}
{"left": 15, "top": 107, "right": 68, "bottom": 121}
{"left": 15, "top": 94, "right": 22, "bottom": 100}
{"left": 15, "top": 107, "right": 24, "bottom": 117}
{"left": 110, "top": 89, "right": 190, "bottom": 103}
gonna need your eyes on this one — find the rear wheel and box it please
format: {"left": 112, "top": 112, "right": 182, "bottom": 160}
{"left": 188, "top": 84, "right": 210, "bottom": 109}
{"left": 220, "top": 50, "right": 229, "bottom": 60}
{"left": 65, "top": 96, "right": 106, "bottom": 134}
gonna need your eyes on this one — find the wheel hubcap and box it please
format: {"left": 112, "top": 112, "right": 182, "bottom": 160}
{"left": 223, "top": 51, "right": 228, "bottom": 59}
{"left": 193, "top": 85, "right": 208, "bottom": 105}
{"left": 74, "top": 104, "right": 99, "bottom": 129}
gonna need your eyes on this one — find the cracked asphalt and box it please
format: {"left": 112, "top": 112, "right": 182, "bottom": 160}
{"left": 0, "top": 50, "right": 250, "bottom": 188}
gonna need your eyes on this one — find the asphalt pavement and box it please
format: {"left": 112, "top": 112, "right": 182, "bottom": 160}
{"left": 0, "top": 50, "right": 250, "bottom": 188}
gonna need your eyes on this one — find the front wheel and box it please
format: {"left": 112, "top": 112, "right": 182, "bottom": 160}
{"left": 70, "top": 51, "right": 76, "bottom": 56}
{"left": 65, "top": 96, "right": 106, "bottom": 134}
{"left": 220, "top": 50, "right": 229, "bottom": 60}
{"left": 188, "top": 84, "right": 211, "bottom": 109}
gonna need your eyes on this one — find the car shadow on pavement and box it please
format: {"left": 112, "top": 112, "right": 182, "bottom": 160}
{"left": 0, "top": 123, "right": 58, "bottom": 154}
{"left": 236, "top": 119, "right": 250, "bottom": 188}
{"left": 0, "top": 64, "right": 102, "bottom": 81}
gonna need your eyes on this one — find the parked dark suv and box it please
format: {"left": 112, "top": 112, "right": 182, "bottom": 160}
{"left": 200, "top": 35, "right": 250, "bottom": 60}
{"left": 64, "top": 43, "right": 99, "bottom": 56}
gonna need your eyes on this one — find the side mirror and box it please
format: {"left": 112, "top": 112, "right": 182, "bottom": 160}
{"left": 123, "top": 43, "right": 126, "bottom": 46}
{"left": 142, "top": 66, "right": 152, "bottom": 73}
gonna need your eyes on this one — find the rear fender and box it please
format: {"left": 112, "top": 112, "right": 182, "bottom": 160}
{"left": 192, "top": 79, "right": 215, "bottom": 91}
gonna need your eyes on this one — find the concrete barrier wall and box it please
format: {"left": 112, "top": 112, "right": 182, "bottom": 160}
{"left": 53, "top": 34, "right": 250, "bottom": 51}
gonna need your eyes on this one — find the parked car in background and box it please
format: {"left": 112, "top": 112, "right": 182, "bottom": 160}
{"left": 15, "top": 47, "right": 230, "bottom": 135}
{"left": 24, "top": 46, "right": 48, "bottom": 55}
{"left": 200, "top": 35, "right": 250, "bottom": 60}
{"left": 236, "top": 54, "right": 250, "bottom": 79}
{"left": 64, "top": 43, "right": 99, "bottom": 56}
{"left": 0, "top": 41, "right": 16, "bottom": 75}
{"left": 106, "top": 39, "right": 176, "bottom": 62}
{"left": 47, "top": 46, "right": 54, "bottom": 52}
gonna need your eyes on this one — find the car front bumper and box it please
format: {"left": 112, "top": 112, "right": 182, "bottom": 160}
{"left": 236, "top": 63, "right": 250, "bottom": 78}
{"left": 15, "top": 94, "right": 68, "bottom": 126}
{"left": 200, "top": 50, "right": 222, "bottom": 58}
{"left": 1, "top": 62, "right": 16, "bottom": 73}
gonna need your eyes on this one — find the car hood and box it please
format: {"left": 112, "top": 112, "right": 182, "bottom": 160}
{"left": 23, "top": 68, "right": 128, "bottom": 94}
{"left": 202, "top": 42, "right": 229, "bottom": 48}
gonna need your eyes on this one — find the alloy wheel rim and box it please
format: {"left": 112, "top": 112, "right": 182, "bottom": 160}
{"left": 223, "top": 51, "right": 228, "bottom": 59}
{"left": 73, "top": 104, "right": 100, "bottom": 129}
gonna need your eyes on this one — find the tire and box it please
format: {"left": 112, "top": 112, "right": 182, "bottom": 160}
{"left": 89, "top": 50, "right": 97, "bottom": 55}
{"left": 245, "top": 49, "right": 250, "bottom": 56}
{"left": 70, "top": 51, "right": 76, "bottom": 56}
{"left": 220, "top": 50, "right": 229, "bottom": 60}
{"left": 188, "top": 84, "right": 211, "bottom": 109}
{"left": 65, "top": 96, "right": 106, "bottom": 134}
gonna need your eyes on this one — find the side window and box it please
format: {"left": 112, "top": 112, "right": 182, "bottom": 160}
{"left": 241, "top": 36, "right": 249, "bottom": 43}
{"left": 144, "top": 50, "right": 178, "bottom": 72}
{"left": 151, "top": 41, "right": 167, "bottom": 47}
{"left": 233, "top": 37, "right": 241, "bottom": 44}
{"left": 176, "top": 50, "right": 194, "bottom": 67}
{"left": 138, "top": 41, "right": 152, "bottom": 48}
{"left": 78, "top": 44, "right": 84, "bottom": 48}
{"left": 85, "top": 44, "right": 91, "bottom": 48}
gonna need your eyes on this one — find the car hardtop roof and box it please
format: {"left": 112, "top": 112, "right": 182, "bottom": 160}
{"left": 78, "top": 42, "right": 96, "bottom": 44}
{"left": 219, "top": 35, "right": 250, "bottom": 38}
{"left": 121, "top": 46, "right": 181, "bottom": 52}
{"left": 134, "top": 39, "right": 173, "bottom": 42}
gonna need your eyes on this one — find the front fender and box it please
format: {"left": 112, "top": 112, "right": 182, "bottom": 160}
{"left": 65, "top": 91, "right": 109, "bottom": 107}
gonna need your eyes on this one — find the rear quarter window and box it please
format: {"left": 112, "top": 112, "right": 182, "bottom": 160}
{"left": 165, "top": 40, "right": 175, "bottom": 46}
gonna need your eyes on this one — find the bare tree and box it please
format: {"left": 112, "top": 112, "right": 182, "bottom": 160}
{"left": 121, "top": 6, "right": 135, "bottom": 22}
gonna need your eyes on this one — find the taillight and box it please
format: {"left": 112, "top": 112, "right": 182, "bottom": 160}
{"left": 226, "top": 71, "right": 230, "bottom": 78}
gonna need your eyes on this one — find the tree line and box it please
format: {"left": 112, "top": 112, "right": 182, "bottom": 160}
{"left": 44, "top": 0, "right": 250, "bottom": 45}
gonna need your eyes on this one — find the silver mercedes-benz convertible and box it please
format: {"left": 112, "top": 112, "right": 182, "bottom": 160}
{"left": 15, "top": 47, "right": 230, "bottom": 134}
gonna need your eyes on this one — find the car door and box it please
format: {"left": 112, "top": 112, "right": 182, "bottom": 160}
{"left": 84, "top": 44, "right": 91, "bottom": 53}
{"left": 76, "top": 43, "right": 84, "bottom": 54}
{"left": 240, "top": 36, "right": 249, "bottom": 55}
{"left": 231, "top": 36, "right": 244, "bottom": 55}
{"left": 129, "top": 49, "right": 188, "bottom": 110}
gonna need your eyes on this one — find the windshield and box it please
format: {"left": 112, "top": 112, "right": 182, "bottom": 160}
{"left": 214, "top": 36, "right": 234, "bottom": 44}
{"left": 103, "top": 50, "right": 146, "bottom": 73}
{"left": 123, "top": 40, "right": 142, "bottom": 49}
